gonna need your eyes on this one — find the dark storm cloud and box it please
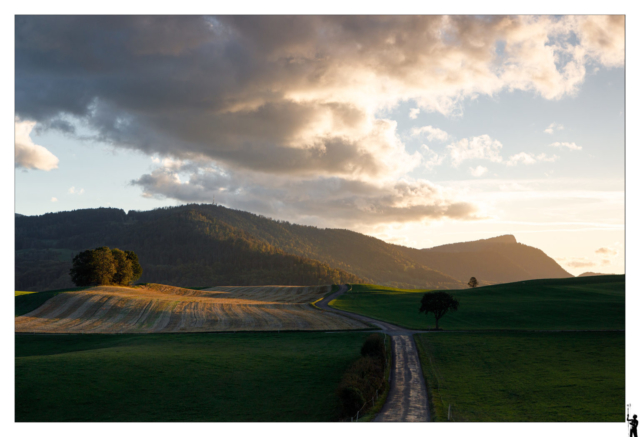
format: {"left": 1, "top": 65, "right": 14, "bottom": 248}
{"left": 15, "top": 15, "right": 625, "bottom": 175}
{"left": 15, "top": 15, "right": 624, "bottom": 225}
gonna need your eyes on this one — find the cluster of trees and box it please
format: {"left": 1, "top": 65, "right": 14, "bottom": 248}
{"left": 70, "top": 247, "right": 142, "bottom": 286}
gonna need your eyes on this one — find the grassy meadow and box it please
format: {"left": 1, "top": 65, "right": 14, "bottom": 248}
{"left": 415, "top": 331, "right": 624, "bottom": 421}
{"left": 331, "top": 276, "right": 625, "bottom": 330}
{"left": 15, "top": 331, "right": 370, "bottom": 422}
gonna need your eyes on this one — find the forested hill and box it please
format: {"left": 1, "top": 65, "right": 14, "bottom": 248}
{"left": 15, "top": 205, "right": 571, "bottom": 291}
{"left": 15, "top": 208, "right": 364, "bottom": 291}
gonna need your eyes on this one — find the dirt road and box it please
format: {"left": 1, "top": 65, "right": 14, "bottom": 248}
{"left": 315, "top": 285, "right": 430, "bottom": 422}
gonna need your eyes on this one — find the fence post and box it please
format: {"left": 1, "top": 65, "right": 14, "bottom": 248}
{"left": 356, "top": 411, "right": 359, "bottom": 422}
{"left": 448, "top": 404, "right": 451, "bottom": 421}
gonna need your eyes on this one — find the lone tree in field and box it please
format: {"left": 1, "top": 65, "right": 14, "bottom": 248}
{"left": 468, "top": 277, "right": 478, "bottom": 288}
{"left": 70, "top": 247, "right": 143, "bottom": 286}
{"left": 419, "top": 291, "right": 460, "bottom": 330}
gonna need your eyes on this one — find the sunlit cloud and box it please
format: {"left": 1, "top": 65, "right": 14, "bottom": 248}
{"left": 505, "top": 152, "right": 537, "bottom": 166}
{"left": 535, "top": 153, "right": 560, "bottom": 162}
{"left": 15, "top": 15, "right": 624, "bottom": 231}
{"left": 411, "top": 125, "right": 450, "bottom": 142}
{"left": 130, "top": 160, "right": 486, "bottom": 227}
{"left": 15, "top": 118, "right": 59, "bottom": 171}
{"left": 550, "top": 141, "right": 582, "bottom": 151}
{"left": 447, "top": 135, "right": 504, "bottom": 167}
{"left": 470, "top": 166, "right": 488, "bottom": 177}
{"left": 544, "top": 122, "right": 564, "bottom": 134}
{"left": 421, "top": 145, "right": 445, "bottom": 170}
{"left": 596, "top": 247, "right": 618, "bottom": 256}
{"left": 558, "top": 257, "right": 596, "bottom": 269}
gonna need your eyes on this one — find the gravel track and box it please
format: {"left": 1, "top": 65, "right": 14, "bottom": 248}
{"left": 316, "top": 285, "right": 430, "bottom": 422}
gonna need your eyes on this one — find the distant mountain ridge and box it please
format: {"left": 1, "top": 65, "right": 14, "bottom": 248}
{"left": 395, "top": 234, "right": 572, "bottom": 285}
{"left": 426, "top": 234, "right": 518, "bottom": 252}
{"left": 578, "top": 272, "right": 611, "bottom": 277}
{"left": 15, "top": 204, "right": 572, "bottom": 291}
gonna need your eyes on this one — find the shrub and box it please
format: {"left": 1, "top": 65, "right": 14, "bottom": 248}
{"left": 361, "top": 333, "right": 385, "bottom": 363}
{"left": 337, "top": 386, "right": 365, "bottom": 417}
{"left": 337, "top": 336, "right": 387, "bottom": 420}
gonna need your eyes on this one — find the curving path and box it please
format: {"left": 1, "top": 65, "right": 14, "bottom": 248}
{"left": 316, "top": 285, "right": 430, "bottom": 422}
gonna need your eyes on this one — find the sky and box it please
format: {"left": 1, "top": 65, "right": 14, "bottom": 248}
{"left": 14, "top": 15, "right": 625, "bottom": 276}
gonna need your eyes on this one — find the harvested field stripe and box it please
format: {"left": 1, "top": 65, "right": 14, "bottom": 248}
{"left": 58, "top": 294, "right": 114, "bottom": 332}
{"left": 15, "top": 284, "right": 369, "bottom": 333}
{"left": 83, "top": 296, "right": 131, "bottom": 333}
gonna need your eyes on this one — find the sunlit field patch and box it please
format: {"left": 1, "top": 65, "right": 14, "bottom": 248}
{"left": 15, "top": 284, "right": 368, "bottom": 333}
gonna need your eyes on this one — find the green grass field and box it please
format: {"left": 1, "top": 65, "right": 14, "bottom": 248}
{"left": 15, "top": 331, "right": 370, "bottom": 422}
{"left": 15, "top": 287, "right": 89, "bottom": 316}
{"left": 331, "top": 276, "right": 624, "bottom": 330}
{"left": 415, "top": 331, "right": 624, "bottom": 422}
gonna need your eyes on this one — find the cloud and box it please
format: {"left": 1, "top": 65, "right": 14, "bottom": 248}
{"left": 130, "top": 161, "right": 484, "bottom": 227}
{"left": 601, "top": 259, "right": 611, "bottom": 266}
{"left": 571, "top": 15, "right": 625, "bottom": 67}
{"left": 595, "top": 247, "right": 618, "bottom": 256}
{"left": 550, "top": 142, "right": 582, "bottom": 151}
{"left": 420, "top": 145, "right": 445, "bottom": 169}
{"left": 505, "top": 152, "right": 537, "bottom": 166}
{"left": 535, "top": 153, "right": 559, "bottom": 162}
{"left": 14, "top": 16, "right": 623, "bottom": 226}
{"left": 68, "top": 186, "right": 84, "bottom": 195}
{"left": 469, "top": 165, "right": 488, "bottom": 177}
{"left": 15, "top": 119, "right": 59, "bottom": 171}
{"left": 447, "top": 135, "right": 504, "bottom": 167}
{"left": 411, "top": 125, "right": 450, "bottom": 142}
{"left": 15, "top": 16, "right": 622, "bottom": 177}
{"left": 409, "top": 108, "right": 420, "bottom": 119}
{"left": 562, "top": 257, "right": 596, "bottom": 268}
{"left": 544, "top": 122, "right": 564, "bottom": 134}
{"left": 504, "top": 152, "right": 558, "bottom": 166}
{"left": 447, "top": 135, "right": 559, "bottom": 168}
{"left": 51, "top": 197, "right": 58, "bottom": 202}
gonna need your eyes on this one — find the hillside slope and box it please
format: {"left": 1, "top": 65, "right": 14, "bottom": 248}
{"left": 16, "top": 205, "right": 572, "bottom": 291}
{"left": 396, "top": 235, "right": 572, "bottom": 284}
{"left": 16, "top": 208, "right": 364, "bottom": 290}
{"left": 16, "top": 205, "right": 462, "bottom": 291}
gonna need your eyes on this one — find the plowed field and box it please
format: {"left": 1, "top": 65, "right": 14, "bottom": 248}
{"left": 15, "top": 284, "right": 367, "bottom": 334}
